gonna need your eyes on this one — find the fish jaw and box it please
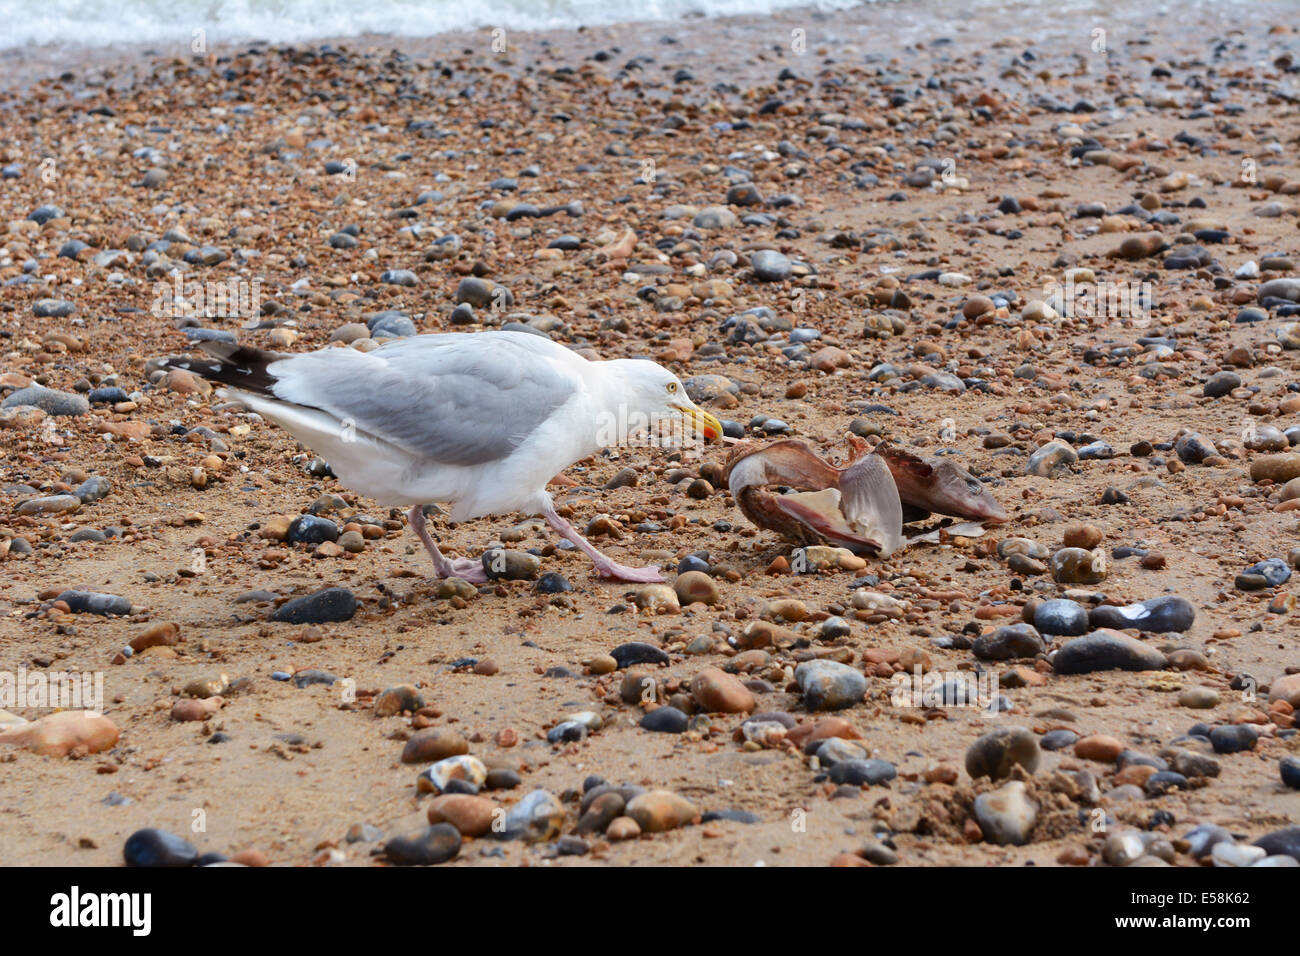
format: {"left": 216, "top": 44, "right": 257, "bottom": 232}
{"left": 734, "top": 487, "right": 830, "bottom": 547}
{"left": 773, "top": 488, "right": 884, "bottom": 555}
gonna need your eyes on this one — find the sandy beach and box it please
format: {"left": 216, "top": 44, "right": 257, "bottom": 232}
{"left": 2, "top": 0, "right": 1299, "bottom": 869}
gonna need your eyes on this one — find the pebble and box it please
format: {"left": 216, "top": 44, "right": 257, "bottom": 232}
{"left": 1203, "top": 371, "right": 1241, "bottom": 398}
{"left": 1209, "top": 725, "right": 1257, "bottom": 754}
{"left": 827, "top": 759, "right": 897, "bottom": 786}
{"left": 483, "top": 549, "right": 540, "bottom": 581}
{"left": 965, "top": 726, "right": 1040, "bottom": 780}
{"left": 416, "top": 755, "right": 487, "bottom": 794}
{"left": 973, "top": 781, "right": 1037, "bottom": 846}
{"left": 1088, "top": 596, "right": 1195, "bottom": 633}
{"left": 1026, "top": 441, "right": 1077, "bottom": 476}
{"left": 1211, "top": 842, "right": 1265, "bottom": 867}
{"left": 1033, "top": 599, "right": 1090, "bottom": 636}
{"left": 973, "top": 623, "right": 1046, "bottom": 659}
{"left": 55, "top": 590, "right": 130, "bottom": 615}
{"left": 32, "top": 299, "right": 75, "bottom": 318}
{"left": 1177, "top": 686, "right": 1219, "bottom": 709}
{"left": 374, "top": 685, "right": 424, "bottom": 717}
{"left": 1250, "top": 453, "right": 1300, "bottom": 483}
{"left": 123, "top": 828, "right": 199, "bottom": 867}
{"left": 18, "top": 495, "right": 82, "bottom": 516}
{"left": 1242, "top": 558, "right": 1290, "bottom": 587}
{"left": 1, "top": 385, "right": 88, "bottom": 416}
{"left": 401, "top": 729, "right": 469, "bottom": 764}
{"left": 287, "top": 514, "right": 339, "bottom": 544}
{"left": 1253, "top": 827, "right": 1300, "bottom": 862}
{"left": 690, "top": 668, "right": 755, "bottom": 713}
{"left": 1175, "top": 432, "right": 1217, "bottom": 464}
{"left": 610, "top": 642, "right": 669, "bottom": 668}
{"left": 1053, "top": 630, "right": 1167, "bottom": 674}
{"left": 641, "top": 707, "right": 689, "bottom": 733}
{"left": 794, "top": 660, "right": 867, "bottom": 711}
{"left": 383, "top": 824, "right": 461, "bottom": 865}
{"left": 0, "top": 710, "right": 119, "bottom": 757}
{"left": 1050, "top": 547, "right": 1107, "bottom": 585}
{"left": 674, "top": 571, "right": 720, "bottom": 605}
{"left": 625, "top": 791, "right": 699, "bottom": 832}
{"left": 750, "top": 250, "right": 793, "bottom": 282}
{"left": 500, "top": 789, "right": 566, "bottom": 842}
{"left": 1280, "top": 757, "right": 1300, "bottom": 790}
{"left": 269, "top": 587, "right": 357, "bottom": 623}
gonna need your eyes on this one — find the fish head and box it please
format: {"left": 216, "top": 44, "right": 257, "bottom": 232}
{"left": 927, "top": 461, "right": 1009, "bottom": 524}
{"left": 875, "top": 442, "right": 1008, "bottom": 525}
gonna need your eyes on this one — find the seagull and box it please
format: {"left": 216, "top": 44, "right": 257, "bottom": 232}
{"left": 165, "top": 331, "right": 723, "bottom": 584}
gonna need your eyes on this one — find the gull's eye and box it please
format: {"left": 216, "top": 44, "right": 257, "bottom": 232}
{"left": 666, "top": 382, "right": 678, "bottom": 393}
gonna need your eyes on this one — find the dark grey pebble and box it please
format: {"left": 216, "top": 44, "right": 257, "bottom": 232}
{"left": 1053, "top": 631, "right": 1167, "bottom": 674}
{"left": 88, "top": 387, "right": 129, "bottom": 405}
{"left": 1242, "top": 558, "right": 1290, "bottom": 587}
{"left": 547, "top": 720, "right": 586, "bottom": 744}
{"left": 33, "top": 298, "right": 75, "bottom": 318}
{"left": 701, "top": 809, "right": 759, "bottom": 824}
{"left": 270, "top": 587, "right": 357, "bottom": 624}
{"left": 750, "top": 249, "right": 792, "bottom": 282}
{"left": 1174, "top": 432, "right": 1216, "bottom": 463}
{"left": 828, "top": 759, "right": 897, "bottom": 786}
{"left": 1202, "top": 371, "right": 1241, "bottom": 398}
{"left": 610, "top": 642, "right": 669, "bottom": 668}
{"left": 74, "top": 476, "right": 112, "bottom": 503}
{"left": 640, "top": 707, "right": 688, "bottom": 733}
{"left": 123, "top": 828, "right": 198, "bottom": 867}
{"left": 1040, "top": 729, "right": 1079, "bottom": 751}
{"left": 1209, "top": 724, "right": 1258, "bottom": 754}
{"left": 291, "top": 669, "right": 339, "bottom": 688}
{"left": 286, "top": 515, "right": 339, "bottom": 545}
{"left": 2, "top": 385, "right": 89, "bottom": 416}
{"left": 485, "top": 768, "right": 521, "bottom": 790}
{"left": 56, "top": 590, "right": 130, "bottom": 615}
{"left": 533, "top": 572, "right": 571, "bottom": 594}
{"left": 1253, "top": 827, "right": 1300, "bottom": 862}
{"left": 1033, "top": 599, "right": 1090, "bottom": 636}
{"left": 973, "top": 622, "right": 1046, "bottom": 659}
{"left": 28, "top": 204, "right": 64, "bottom": 224}
{"left": 1088, "top": 596, "right": 1195, "bottom": 633}
{"left": 383, "top": 824, "right": 461, "bottom": 866}
{"left": 1144, "top": 771, "right": 1188, "bottom": 797}
{"left": 1281, "top": 757, "right": 1300, "bottom": 790}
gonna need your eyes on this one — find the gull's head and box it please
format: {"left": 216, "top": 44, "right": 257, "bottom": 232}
{"left": 602, "top": 359, "right": 724, "bottom": 446}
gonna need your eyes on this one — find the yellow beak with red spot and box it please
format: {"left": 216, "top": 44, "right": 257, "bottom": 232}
{"left": 672, "top": 402, "right": 724, "bottom": 442}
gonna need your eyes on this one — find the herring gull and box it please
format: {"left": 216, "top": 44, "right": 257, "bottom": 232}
{"left": 166, "top": 331, "right": 723, "bottom": 583}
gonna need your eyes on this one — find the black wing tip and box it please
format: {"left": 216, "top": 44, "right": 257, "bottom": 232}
{"left": 162, "top": 342, "right": 287, "bottom": 396}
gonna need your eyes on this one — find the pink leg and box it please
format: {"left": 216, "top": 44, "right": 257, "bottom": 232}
{"left": 542, "top": 503, "right": 664, "bottom": 583}
{"left": 408, "top": 505, "right": 488, "bottom": 583}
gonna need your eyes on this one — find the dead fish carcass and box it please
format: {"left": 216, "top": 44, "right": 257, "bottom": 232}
{"left": 724, "top": 437, "right": 1007, "bottom": 557}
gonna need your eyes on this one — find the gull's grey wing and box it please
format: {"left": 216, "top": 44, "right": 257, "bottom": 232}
{"left": 838, "top": 453, "right": 904, "bottom": 556}
{"left": 265, "top": 333, "right": 580, "bottom": 466}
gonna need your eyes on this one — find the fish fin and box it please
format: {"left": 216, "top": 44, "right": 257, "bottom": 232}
{"left": 839, "top": 453, "right": 904, "bottom": 556}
